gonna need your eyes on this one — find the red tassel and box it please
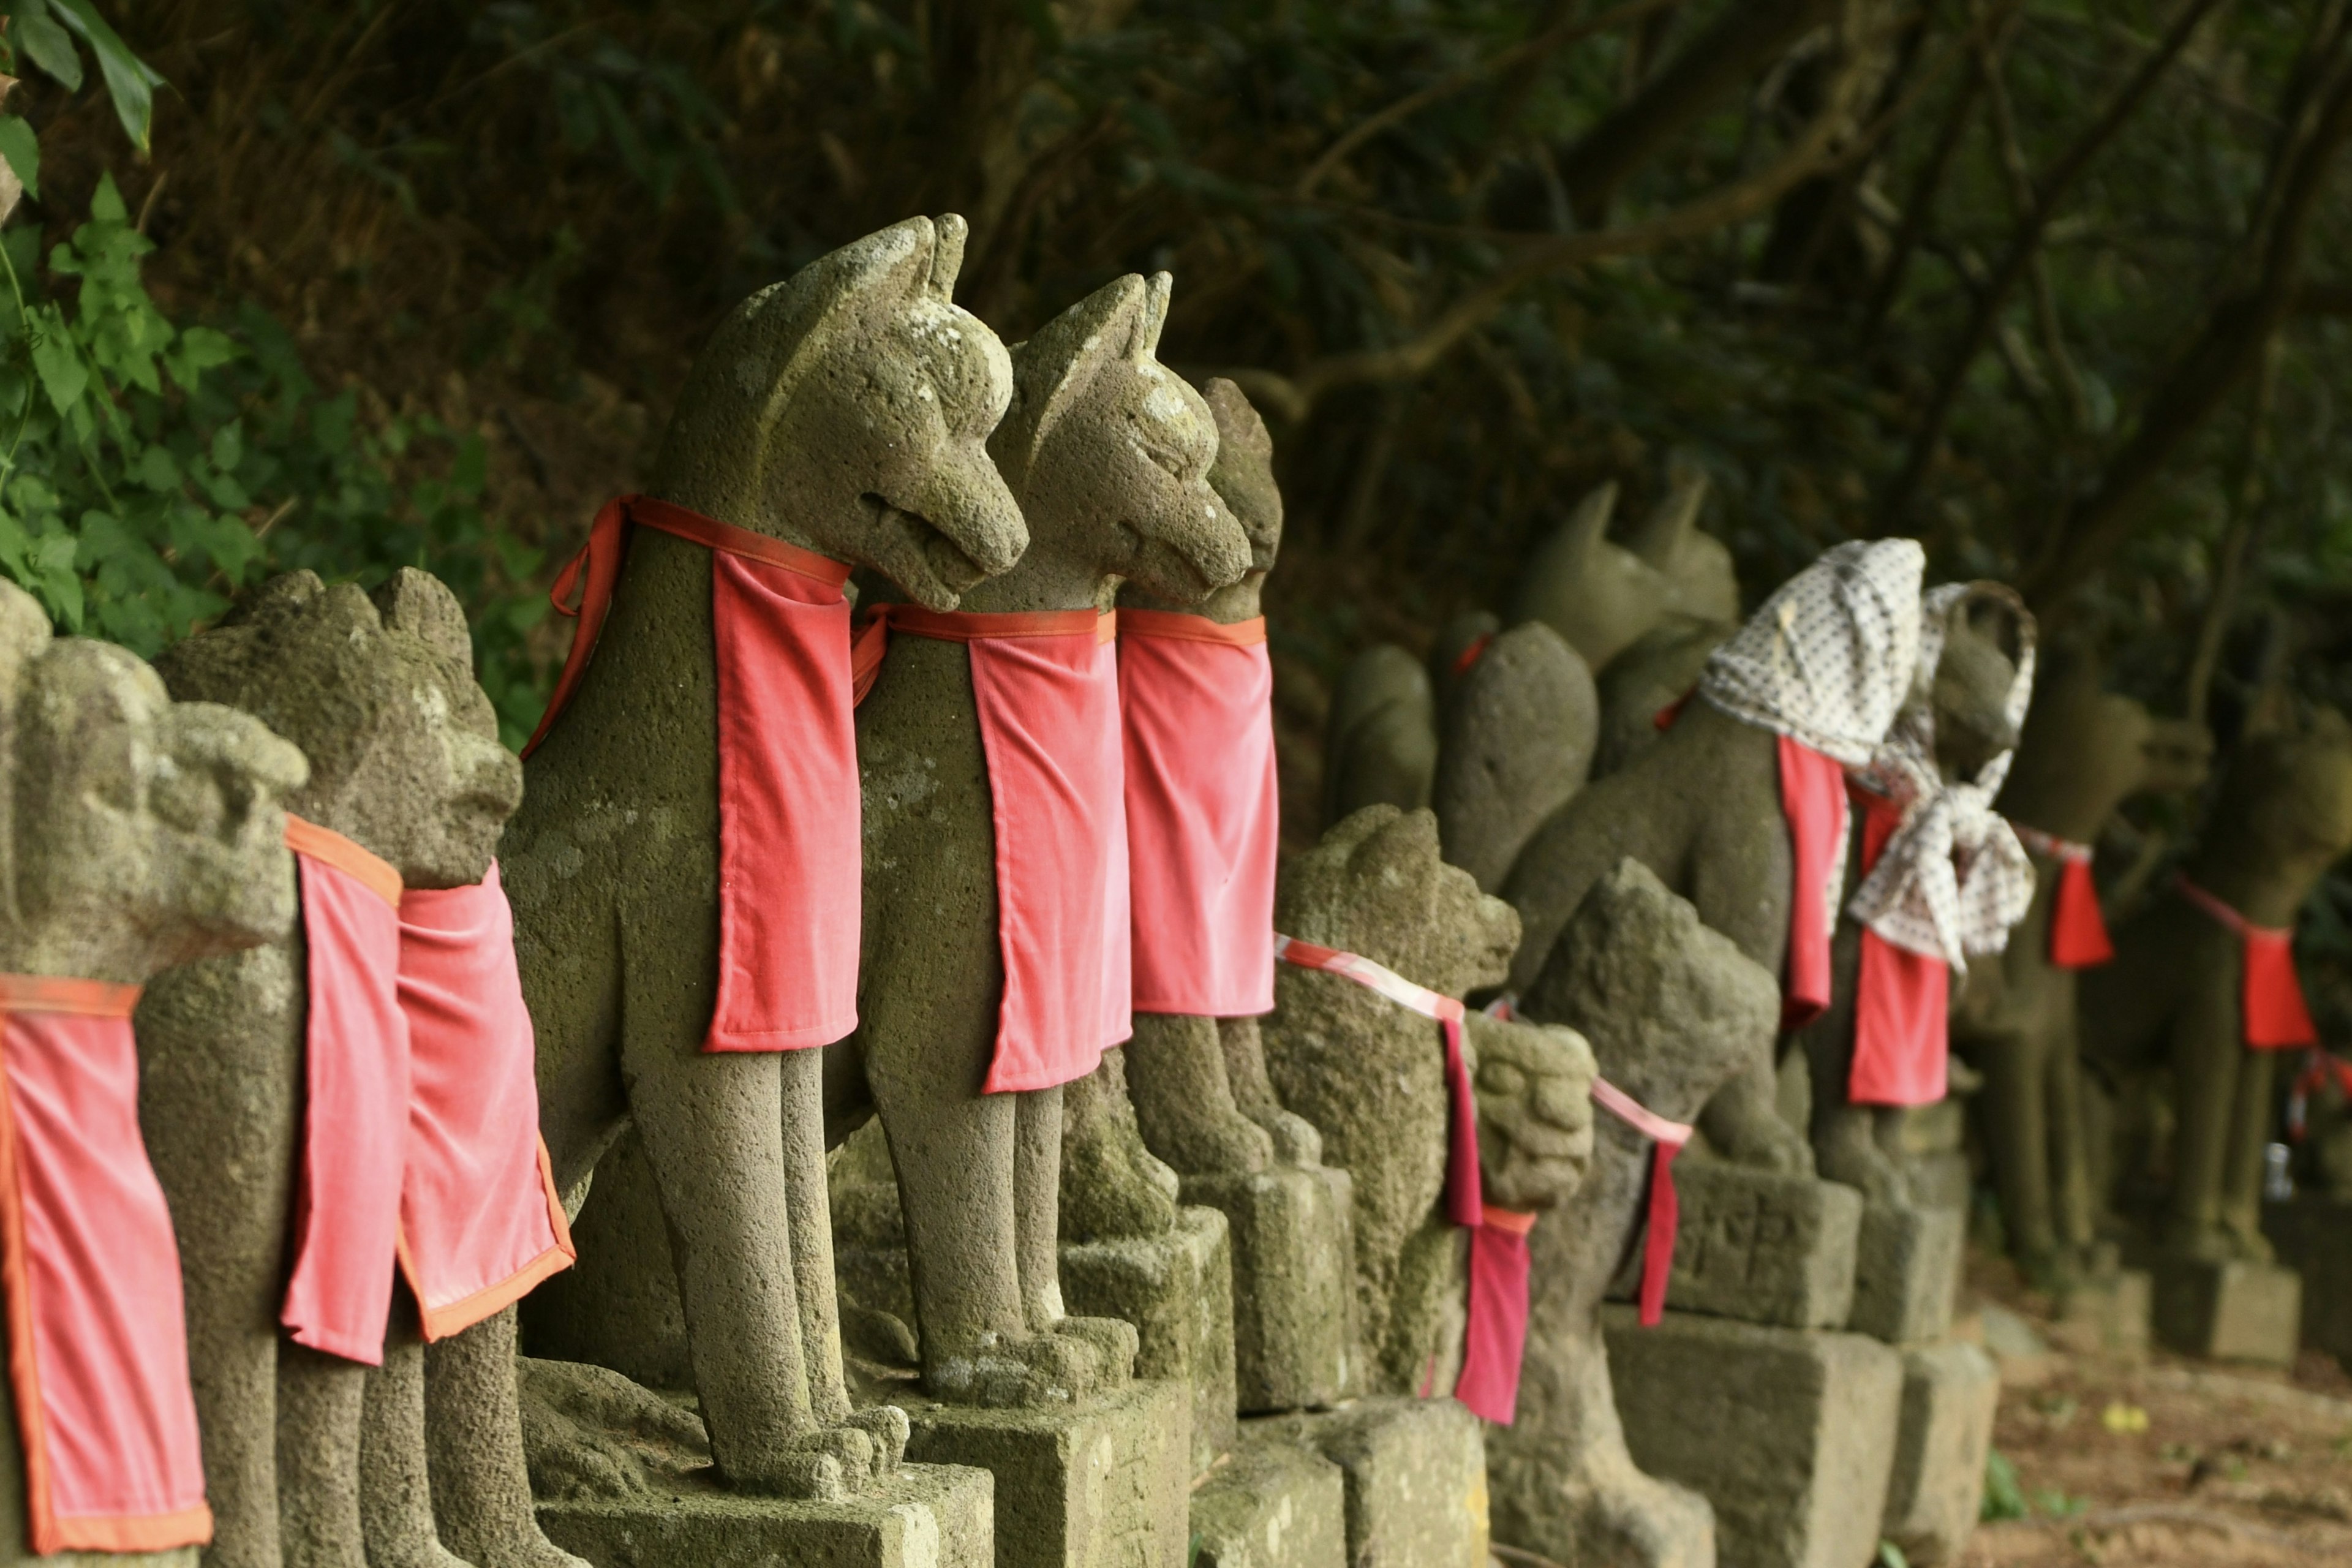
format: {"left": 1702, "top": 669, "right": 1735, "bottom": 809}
{"left": 2048, "top": 857, "right": 2114, "bottom": 968}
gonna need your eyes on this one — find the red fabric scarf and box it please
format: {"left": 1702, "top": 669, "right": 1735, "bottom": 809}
{"left": 2009, "top": 821, "right": 2114, "bottom": 968}
{"left": 0, "top": 975, "right": 211, "bottom": 1554}
{"left": 1118, "top": 610, "right": 1278, "bottom": 1019}
{"left": 860, "top": 605, "right": 1132, "bottom": 1093}
{"left": 1455, "top": 1207, "right": 1536, "bottom": 1425}
{"left": 1847, "top": 786, "right": 1951, "bottom": 1107}
{"left": 282, "top": 816, "right": 408, "bottom": 1365}
{"left": 526, "top": 494, "right": 861, "bottom": 1053}
{"left": 1778, "top": 734, "right": 1850, "bottom": 1031}
{"left": 1588, "top": 1074, "right": 1692, "bottom": 1329}
{"left": 2174, "top": 875, "right": 2318, "bottom": 1049}
{"left": 396, "top": 864, "right": 575, "bottom": 1340}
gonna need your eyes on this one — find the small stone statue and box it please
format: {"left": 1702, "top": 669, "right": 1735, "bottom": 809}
{"left": 842, "top": 271, "right": 1251, "bottom": 1403}
{"left": 1508, "top": 466, "right": 1725, "bottom": 676}
{"left": 2084, "top": 693, "right": 2352, "bottom": 1261}
{"left": 138, "top": 569, "right": 564, "bottom": 1568}
{"left": 1324, "top": 643, "right": 1438, "bottom": 823}
{"left": 1261, "top": 805, "right": 1596, "bottom": 1397}
{"left": 1486, "top": 859, "right": 1781, "bottom": 1568}
{"left": 1432, "top": 620, "right": 1597, "bottom": 894}
{"left": 1956, "top": 642, "right": 2209, "bottom": 1283}
{"left": 0, "top": 580, "right": 304, "bottom": 1566}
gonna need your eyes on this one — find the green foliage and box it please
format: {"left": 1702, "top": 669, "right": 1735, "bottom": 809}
{"left": 1981, "top": 1449, "right": 2028, "bottom": 1521}
{"left": 0, "top": 0, "right": 166, "bottom": 151}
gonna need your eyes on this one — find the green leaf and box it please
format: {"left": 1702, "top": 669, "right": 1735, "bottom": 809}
{"left": 14, "top": 9, "right": 82, "bottom": 94}
{"left": 48, "top": 0, "right": 165, "bottom": 154}
{"left": 28, "top": 315, "right": 86, "bottom": 416}
{"left": 132, "top": 442, "right": 175, "bottom": 491}
{"left": 87, "top": 168, "right": 124, "bottom": 224}
{"left": 0, "top": 116, "right": 41, "bottom": 201}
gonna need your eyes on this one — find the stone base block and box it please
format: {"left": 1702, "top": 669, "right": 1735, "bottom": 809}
{"left": 1060, "top": 1205, "right": 1237, "bottom": 1474}
{"left": 1880, "top": 1343, "right": 1999, "bottom": 1567}
{"left": 1611, "top": 1163, "right": 1860, "bottom": 1330}
{"left": 2150, "top": 1258, "right": 2302, "bottom": 1365}
{"left": 903, "top": 1378, "right": 1189, "bottom": 1568}
{"left": 1901, "top": 1150, "right": 1973, "bottom": 1213}
{"left": 2264, "top": 1196, "right": 2352, "bottom": 1363}
{"left": 1182, "top": 1164, "right": 1355, "bottom": 1413}
{"left": 536, "top": 1462, "right": 995, "bottom": 1568}
{"left": 1253, "top": 1397, "right": 1488, "bottom": 1568}
{"left": 1604, "top": 1306, "right": 1902, "bottom": 1568}
{"left": 1188, "top": 1429, "right": 1348, "bottom": 1568}
{"left": 1849, "top": 1204, "right": 1965, "bottom": 1346}
{"left": 2050, "top": 1268, "right": 2151, "bottom": 1360}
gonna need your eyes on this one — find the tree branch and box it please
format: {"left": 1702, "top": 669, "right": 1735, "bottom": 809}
{"left": 1977, "top": 17, "right": 2092, "bottom": 432}
{"left": 1872, "top": 0, "right": 2230, "bottom": 533}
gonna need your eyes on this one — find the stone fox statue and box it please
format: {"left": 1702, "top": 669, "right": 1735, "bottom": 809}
{"left": 501, "top": 216, "right": 1028, "bottom": 1494}
{"left": 139, "top": 569, "right": 557, "bottom": 1568}
{"left": 835, "top": 271, "right": 1254, "bottom": 1403}
{"left": 0, "top": 580, "right": 305, "bottom": 1568}
{"left": 1954, "top": 643, "right": 2209, "bottom": 1283}
{"left": 2083, "top": 696, "right": 2352, "bottom": 1262}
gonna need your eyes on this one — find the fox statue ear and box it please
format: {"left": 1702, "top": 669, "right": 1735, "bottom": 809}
{"left": 990, "top": 274, "right": 1150, "bottom": 486}
{"left": 1127, "top": 271, "right": 1172, "bottom": 361}
{"left": 1628, "top": 462, "right": 1708, "bottom": 570}
{"left": 925, "top": 213, "right": 968, "bottom": 303}
{"left": 1561, "top": 481, "right": 1618, "bottom": 559}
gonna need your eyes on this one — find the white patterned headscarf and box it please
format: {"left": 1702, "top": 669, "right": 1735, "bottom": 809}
{"left": 1697, "top": 540, "right": 1928, "bottom": 767}
{"left": 1846, "top": 582, "right": 2038, "bottom": 971}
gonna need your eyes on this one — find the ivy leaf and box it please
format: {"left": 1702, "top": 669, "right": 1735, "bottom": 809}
{"left": 47, "top": 0, "right": 164, "bottom": 154}
{"left": 12, "top": 3, "right": 83, "bottom": 95}
{"left": 0, "top": 115, "right": 40, "bottom": 200}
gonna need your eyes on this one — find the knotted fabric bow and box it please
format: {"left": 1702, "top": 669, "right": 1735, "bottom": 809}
{"left": 1846, "top": 582, "right": 2038, "bottom": 973}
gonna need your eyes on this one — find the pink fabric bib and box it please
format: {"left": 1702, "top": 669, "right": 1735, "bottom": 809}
{"left": 526, "top": 495, "right": 862, "bottom": 1053}
{"left": 282, "top": 817, "right": 408, "bottom": 1365}
{"left": 396, "top": 864, "right": 575, "bottom": 1340}
{"left": 1847, "top": 788, "right": 1951, "bottom": 1107}
{"left": 861, "top": 606, "right": 1132, "bottom": 1094}
{"left": 1454, "top": 1208, "right": 1536, "bottom": 1425}
{"left": 1779, "top": 735, "right": 1850, "bottom": 1031}
{"left": 1118, "top": 610, "right": 1278, "bottom": 1019}
{"left": 0, "top": 976, "right": 211, "bottom": 1553}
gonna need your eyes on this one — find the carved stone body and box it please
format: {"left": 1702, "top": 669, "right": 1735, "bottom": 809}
{"left": 2084, "top": 700, "right": 2352, "bottom": 1261}
{"left": 1261, "top": 807, "right": 1595, "bottom": 1395}
{"left": 835, "top": 273, "right": 1252, "bottom": 1401}
{"left": 503, "top": 216, "right": 1026, "bottom": 1493}
{"left": 1954, "top": 647, "right": 2209, "bottom": 1282}
{"left": 138, "top": 570, "right": 541, "bottom": 1568}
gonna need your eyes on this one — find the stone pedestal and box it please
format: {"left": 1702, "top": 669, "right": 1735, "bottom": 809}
{"left": 537, "top": 1463, "right": 995, "bottom": 1568}
{"left": 903, "top": 1379, "right": 1189, "bottom": 1568}
{"left": 2149, "top": 1258, "right": 2302, "bottom": 1365}
{"left": 2264, "top": 1195, "right": 2352, "bottom": 1363}
{"left": 1611, "top": 1162, "right": 1861, "bottom": 1329}
{"left": 1879, "top": 1343, "right": 1999, "bottom": 1567}
{"left": 1188, "top": 1427, "right": 1348, "bottom": 1568}
{"left": 1253, "top": 1398, "right": 1488, "bottom": 1568}
{"left": 1181, "top": 1166, "right": 1355, "bottom": 1413}
{"left": 1060, "top": 1205, "right": 1237, "bottom": 1474}
{"left": 2050, "top": 1268, "right": 2152, "bottom": 1360}
{"left": 1604, "top": 1306, "right": 1902, "bottom": 1568}
{"left": 1849, "top": 1204, "right": 1965, "bottom": 1345}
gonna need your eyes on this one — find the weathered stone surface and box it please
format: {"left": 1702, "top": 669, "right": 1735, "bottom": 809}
{"left": 1604, "top": 1308, "right": 1902, "bottom": 1568}
{"left": 538, "top": 1462, "right": 994, "bottom": 1568}
{"left": 1261, "top": 807, "right": 1595, "bottom": 1398}
{"left": 1254, "top": 1398, "right": 1488, "bottom": 1568}
{"left": 1059, "top": 1205, "right": 1237, "bottom": 1476}
{"left": 1879, "top": 1342, "right": 1998, "bottom": 1568}
{"left": 2050, "top": 1267, "right": 2151, "bottom": 1360}
{"left": 1488, "top": 861, "right": 1781, "bottom": 1568}
{"left": 1323, "top": 645, "right": 1436, "bottom": 823}
{"left": 903, "top": 1379, "right": 1190, "bottom": 1568}
{"left": 1849, "top": 1203, "right": 1966, "bottom": 1346}
{"left": 521, "top": 1126, "right": 691, "bottom": 1390}
{"left": 2149, "top": 1258, "right": 2302, "bottom": 1364}
{"left": 2265, "top": 1196, "right": 2352, "bottom": 1363}
{"left": 1608, "top": 1161, "right": 1860, "bottom": 1331}
{"left": 1431, "top": 619, "right": 1596, "bottom": 892}
{"left": 1591, "top": 616, "right": 1733, "bottom": 780}
{"left": 1188, "top": 1429, "right": 1346, "bottom": 1568}
{"left": 1182, "top": 1165, "right": 1356, "bottom": 1413}
{"left": 1510, "top": 482, "right": 1666, "bottom": 674}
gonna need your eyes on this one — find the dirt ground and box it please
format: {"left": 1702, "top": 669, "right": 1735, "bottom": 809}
{"left": 1954, "top": 1254, "right": 2352, "bottom": 1567}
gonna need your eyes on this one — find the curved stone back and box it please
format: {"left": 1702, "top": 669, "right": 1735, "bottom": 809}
{"left": 1324, "top": 644, "right": 1436, "bottom": 825}
{"left": 1432, "top": 619, "right": 1596, "bottom": 894}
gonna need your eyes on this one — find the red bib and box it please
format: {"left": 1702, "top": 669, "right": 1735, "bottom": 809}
{"left": 282, "top": 817, "right": 408, "bottom": 1365}
{"left": 2175, "top": 876, "right": 2318, "bottom": 1049}
{"left": 861, "top": 606, "right": 1131, "bottom": 1093}
{"left": 1118, "top": 611, "right": 1278, "bottom": 1018}
{"left": 0, "top": 976, "right": 211, "bottom": 1554}
{"left": 2010, "top": 822, "right": 2114, "bottom": 968}
{"left": 1847, "top": 788, "right": 1951, "bottom": 1107}
{"left": 396, "top": 864, "right": 575, "bottom": 1340}
{"left": 1454, "top": 1207, "right": 1536, "bottom": 1425}
{"left": 1778, "top": 735, "right": 1849, "bottom": 1030}
{"left": 527, "top": 496, "right": 861, "bottom": 1053}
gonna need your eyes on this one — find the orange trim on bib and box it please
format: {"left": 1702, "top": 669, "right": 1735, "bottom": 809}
{"left": 284, "top": 817, "right": 402, "bottom": 910}
{"left": 1117, "top": 609, "right": 1266, "bottom": 647}
{"left": 0, "top": 975, "right": 139, "bottom": 1018}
